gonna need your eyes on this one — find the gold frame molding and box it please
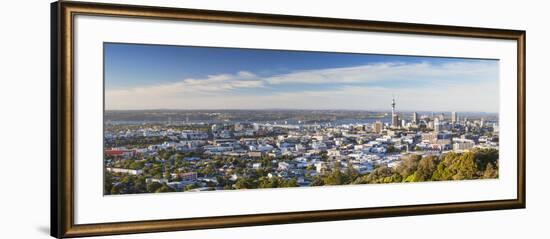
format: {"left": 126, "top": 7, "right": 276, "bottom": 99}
{"left": 51, "top": 1, "right": 526, "bottom": 238}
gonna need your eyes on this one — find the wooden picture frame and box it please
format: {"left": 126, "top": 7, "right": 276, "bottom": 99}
{"left": 51, "top": 1, "right": 525, "bottom": 238}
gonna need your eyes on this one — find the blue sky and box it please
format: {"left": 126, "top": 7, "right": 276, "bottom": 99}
{"left": 105, "top": 43, "right": 499, "bottom": 112}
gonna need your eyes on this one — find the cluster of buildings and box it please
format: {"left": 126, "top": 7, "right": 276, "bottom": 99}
{"left": 104, "top": 98, "right": 499, "bottom": 191}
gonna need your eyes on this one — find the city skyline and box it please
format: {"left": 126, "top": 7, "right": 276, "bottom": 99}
{"left": 104, "top": 99, "right": 500, "bottom": 195}
{"left": 105, "top": 43, "right": 499, "bottom": 112}
{"left": 104, "top": 109, "right": 497, "bottom": 114}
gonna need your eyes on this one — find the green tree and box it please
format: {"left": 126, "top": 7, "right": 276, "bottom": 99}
{"left": 146, "top": 182, "right": 163, "bottom": 193}
{"left": 432, "top": 152, "right": 477, "bottom": 181}
{"left": 104, "top": 172, "right": 114, "bottom": 194}
{"left": 482, "top": 162, "right": 498, "bottom": 179}
{"left": 453, "top": 153, "right": 477, "bottom": 180}
{"left": 185, "top": 183, "right": 199, "bottom": 191}
{"left": 110, "top": 184, "right": 123, "bottom": 194}
{"left": 258, "top": 177, "right": 276, "bottom": 188}
{"left": 199, "top": 164, "right": 216, "bottom": 176}
{"left": 132, "top": 176, "right": 147, "bottom": 193}
{"left": 155, "top": 184, "right": 175, "bottom": 193}
{"left": 233, "top": 178, "right": 257, "bottom": 189}
{"left": 412, "top": 156, "right": 439, "bottom": 182}
{"left": 163, "top": 171, "right": 172, "bottom": 180}
{"left": 396, "top": 155, "right": 421, "bottom": 178}
{"left": 344, "top": 162, "right": 359, "bottom": 184}
{"left": 387, "top": 145, "right": 401, "bottom": 153}
{"left": 324, "top": 162, "right": 344, "bottom": 185}
{"left": 310, "top": 176, "right": 325, "bottom": 186}
{"left": 281, "top": 178, "right": 298, "bottom": 187}
{"left": 473, "top": 148, "right": 499, "bottom": 173}
{"left": 129, "top": 161, "right": 144, "bottom": 170}
{"left": 367, "top": 166, "right": 401, "bottom": 183}
{"left": 353, "top": 175, "right": 369, "bottom": 184}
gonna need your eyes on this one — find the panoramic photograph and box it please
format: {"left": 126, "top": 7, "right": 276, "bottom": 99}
{"left": 103, "top": 43, "right": 500, "bottom": 195}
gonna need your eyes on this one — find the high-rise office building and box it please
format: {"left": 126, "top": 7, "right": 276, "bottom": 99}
{"left": 373, "top": 121, "right": 383, "bottom": 133}
{"left": 451, "top": 111, "right": 458, "bottom": 124}
{"left": 434, "top": 117, "right": 440, "bottom": 132}
{"left": 412, "top": 112, "right": 418, "bottom": 124}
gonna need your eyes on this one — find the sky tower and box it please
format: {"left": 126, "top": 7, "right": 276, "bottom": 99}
{"left": 391, "top": 96, "right": 399, "bottom": 128}
{"left": 391, "top": 97, "right": 396, "bottom": 116}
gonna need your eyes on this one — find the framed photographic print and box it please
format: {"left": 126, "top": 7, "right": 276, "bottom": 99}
{"left": 51, "top": 1, "right": 526, "bottom": 238}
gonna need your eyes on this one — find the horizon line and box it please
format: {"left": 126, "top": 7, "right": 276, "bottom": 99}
{"left": 104, "top": 108, "right": 499, "bottom": 114}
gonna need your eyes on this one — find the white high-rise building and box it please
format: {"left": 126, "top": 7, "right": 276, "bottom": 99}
{"left": 451, "top": 112, "right": 459, "bottom": 124}
{"left": 373, "top": 121, "right": 383, "bottom": 133}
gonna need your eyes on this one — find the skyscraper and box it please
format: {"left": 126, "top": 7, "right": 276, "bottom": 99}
{"left": 451, "top": 111, "right": 458, "bottom": 124}
{"left": 412, "top": 112, "right": 418, "bottom": 124}
{"left": 373, "top": 121, "right": 382, "bottom": 133}
{"left": 391, "top": 97, "right": 399, "bottom": 128}
{"left": 434, "top": 117, "right": 440, "bottom": 132}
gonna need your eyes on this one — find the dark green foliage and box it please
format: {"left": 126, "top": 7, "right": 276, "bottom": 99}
{"left": 105, "top": 144, "right": 498, "bottom": 195}
{"left": 259, "top": 177, "right": 280, "bottom": 188}
{"left": 344, "top": 162, "right": 359, "bottom": 184}
{"left": 103, "top": 173, "right": 148, "bottom": 194}
{"left": 281, "top": 178, "right": 298, "bottom": 187}
{"left": 362, "top": 149, "right": 498, "bottom": 184}
{"left": 365, "top": 166, "right": 402, "bottom": 184}
{"left": 310, "top": 176, "right": 325, "bottom": 186}
{"left": 412, "top": 156, "right": 439, "bottom": 182}
{"left": 184, "top": 183, "right": 200, "bottom": 191}
{"left": 233, "top": 177, "right": 256, "bottom": 189}
{"left": 146, "top": 182, "right": 162, "bottom": 193}
{"left": 474, "top": 148, "right": 499, "bottom": 172}
{"left": 386, "top": 145, "right": 399, "bottom": 153}
{"left": 430, "top": 149, "right": 498, "bottom": 181}
{"left": 155, "top": 184, "right": 175, "bottom": 193}
{"left": 396, "top": 155, "right": 421, "bottom": 178}
{"left": 432, "top": 152, "right": 477, "bottom": 180}
{"left": 324, "top": 162, "right": 344, "bottom": 185}
{"left": 104, "top": 172, "right": 113, "bottom": 194}
{"left": 482, "top": 162, "right": 498, "bottom": 179}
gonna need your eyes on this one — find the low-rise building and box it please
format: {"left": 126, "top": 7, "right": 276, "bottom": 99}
{"left": 106, "top": 167, "right": 142, "bottom": 175}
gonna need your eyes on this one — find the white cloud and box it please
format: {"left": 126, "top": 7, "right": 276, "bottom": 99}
{"left": 107, "top": 70, "right": 264, "bottom": 97}
{"left": 106, "top": 60, "right": 499, "bottom": 112}
{"left": 265, "top": 61, "right": 497, "bottom": 86}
